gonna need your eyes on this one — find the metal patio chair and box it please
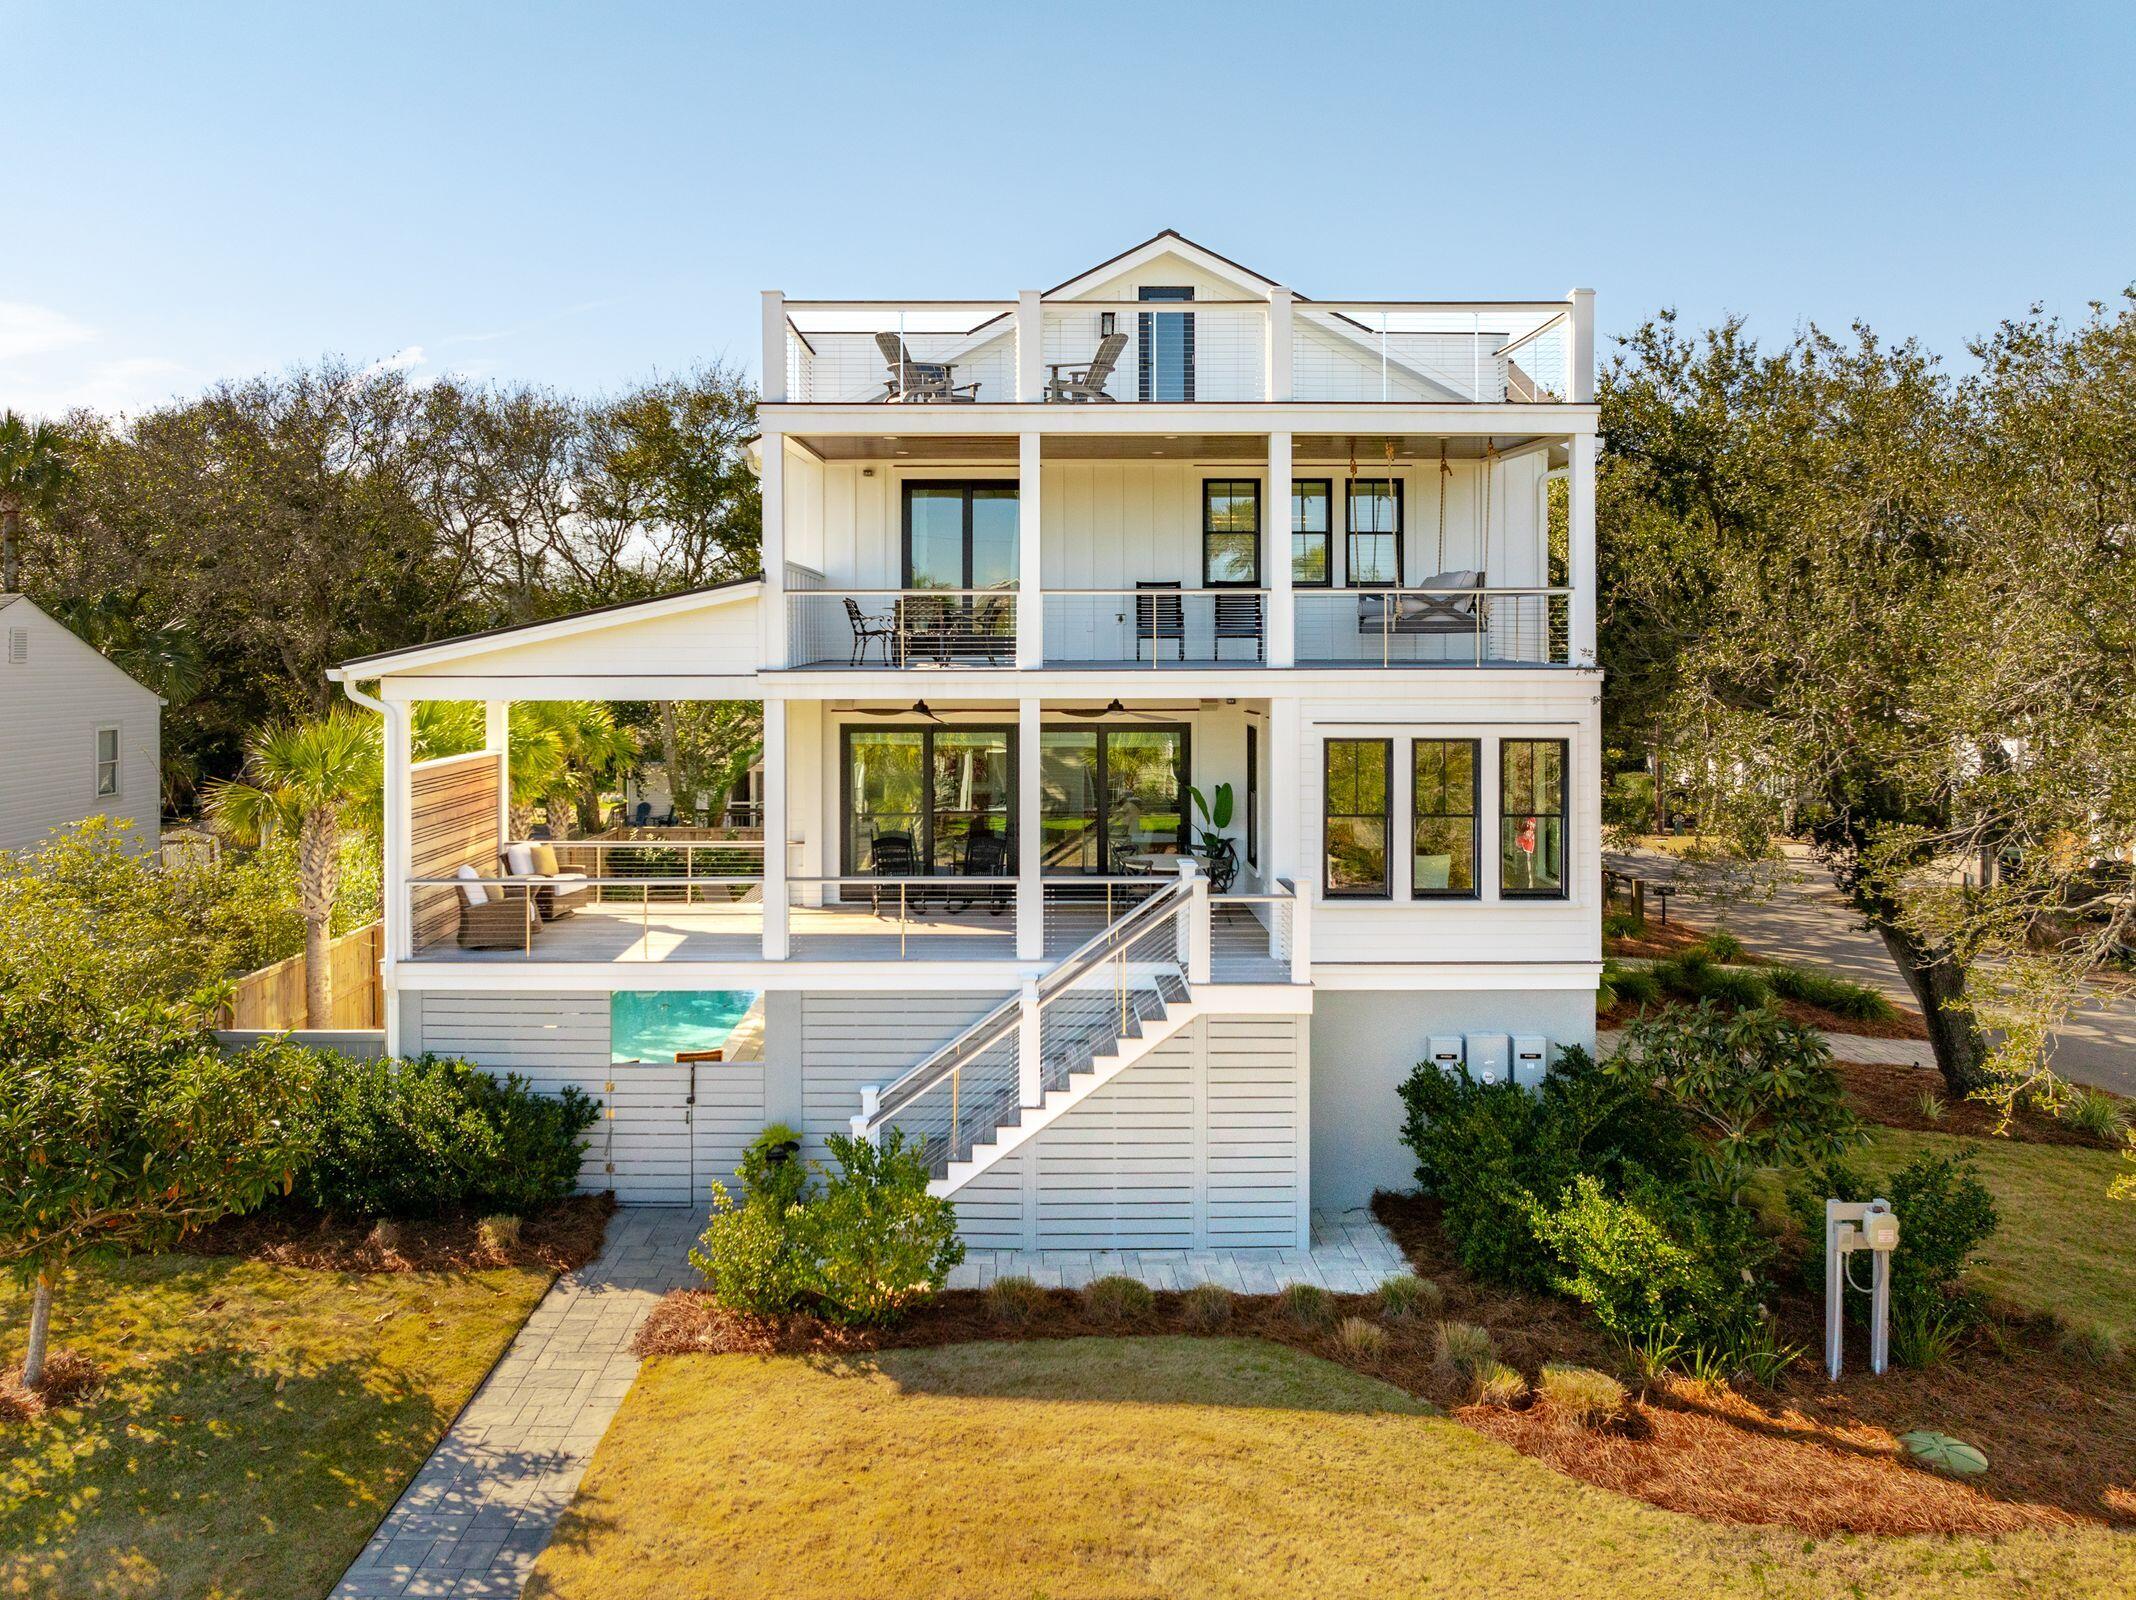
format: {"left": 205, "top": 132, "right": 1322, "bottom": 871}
{"left": 843, "top": 596, "right": 896, "bottom": 665}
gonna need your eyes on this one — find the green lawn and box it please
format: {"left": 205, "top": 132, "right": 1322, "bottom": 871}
{"left": 522, "top": 1337, "right": 2134, "bottom": 1600}
{"left": 1, "top": 1253, "right": 553, "bottom": 1600}
{"left": 1865, "top": 1128, "right": 2136, "bottom": 1341}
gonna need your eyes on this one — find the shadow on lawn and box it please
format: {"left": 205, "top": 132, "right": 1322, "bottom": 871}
{"left": 0, "top": 1317, "right": 455, "bottom": 1600}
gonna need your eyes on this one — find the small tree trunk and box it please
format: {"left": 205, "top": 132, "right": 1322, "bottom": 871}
{"left": 1874, "top": 920, "right": 1990, "bottom": 1093}
{"left": 298, "top": 805, "right": 341, "bottom": 1030}
{"left": 576, "top": 774, "right": 604, "bottom": 835}
{"left": 658, "top": 702, "right": 684, "bottom": 821}
{"left": 22, "top": 1270, "right": 54, "bottom": 1388}
{"left": 1649, "top": 742, "right": 1668, "bottom": 834}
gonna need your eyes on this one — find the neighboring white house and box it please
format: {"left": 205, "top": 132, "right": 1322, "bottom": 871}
{"left": 328, "top": 232, "right": 1602, "bottom": 1246}
{"left": 0, "top": 594, "right": 162, "bottom": 854}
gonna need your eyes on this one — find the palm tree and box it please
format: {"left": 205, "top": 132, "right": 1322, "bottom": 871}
{"left": 206, "top": 711, "right": 380, "bottom": 1028}
{"left": 0, "top": 410, "right": 74, "bottom": 591}
{"left": 519, "top": 701, "right": 637, "bottom": 833}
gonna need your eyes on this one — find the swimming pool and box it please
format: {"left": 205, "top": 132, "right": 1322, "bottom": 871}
{"left": 610, "top": 990, "right": 761, "bottom": 1064}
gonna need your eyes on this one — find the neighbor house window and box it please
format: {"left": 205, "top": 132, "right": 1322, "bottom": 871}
{"left": 1323, "top": 739, "right": 1390, "bottom": 897}
{"left": 1411, "top": 739, "right": 1478, "bottom": 897}
{"left": 1345, "top": 479, "right": 1402, "bottom": 586}
{"left": 94, "top": 726, "right": 120, "bottom": 798}
{"left": 1500, "top": 738, "right": 1567, "bottom": 898}
{"left": 1292, "top": 479, "right": 1331, "bottom": 585}
{"left": 1202, "top": 479, "right": 1260, "bottom": 586}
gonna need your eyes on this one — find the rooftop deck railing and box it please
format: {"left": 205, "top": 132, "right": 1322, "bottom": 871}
{"left": 1294, "top": 586, "right": 1571, "bottom": 667}
{"left": 770, "top": 294, "right": 1590, "bottom": 406}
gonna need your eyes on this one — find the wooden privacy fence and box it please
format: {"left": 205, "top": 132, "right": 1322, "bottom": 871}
{"left": 222, "top": 921, "right": 383, "bottom": 1031}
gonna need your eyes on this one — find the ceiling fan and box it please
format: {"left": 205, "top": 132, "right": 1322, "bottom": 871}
{"left": 1054, "top": 698, "right": 1191, "bottom": 722}
{"left": 854, "top": 700, "right": 945, "bottom": 723}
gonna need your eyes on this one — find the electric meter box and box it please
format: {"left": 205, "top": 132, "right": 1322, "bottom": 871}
{"left": 1427, "top": 1036, "right": 1466, "bottom": 1075}
{"left": 1464, "top": 1033, "right": 1511, "bottom": 1086}
{"left": 1511, "top": 1035, "right": 1549, "bottom": 1090}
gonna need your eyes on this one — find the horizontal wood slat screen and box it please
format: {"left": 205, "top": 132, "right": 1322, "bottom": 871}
{"left": 412, "top": 753, "right": 504, "bottom": 953}
{"left": 222, "top": 921, "right": 383, "bottom": 1030}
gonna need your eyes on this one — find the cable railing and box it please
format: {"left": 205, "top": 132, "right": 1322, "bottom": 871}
{"left": 1294, "top": 586, "right": 1571, "bottom": 666}
{"left": 533, "top": 837, "right": 767, "bottom": 903}
{"left": 857, "top": 873, "right": 1198, "bottom": 1176}
{"left": 1041, "top": 588, "right": 1270, "bottom": 666}
{"left": 408, "top": 873, "right": 764, "bottom": 959}
{"left": 786, "top": 874, "right": 1019, "bottom": 958}
{"left": 789, "top": 588, "right": 1018, "bottom": 668}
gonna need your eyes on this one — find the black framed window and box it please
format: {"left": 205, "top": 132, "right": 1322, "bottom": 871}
{"left": 1412, "top": 739, "right": 1478, "bottom": 898}
{"left": 1500, "top": 738, "right": 1568, "bottom": 898}
{"left": 1038, "top": 724, "right": 1191, "bottom": 875}
{"left": 1137, "top": 285, "right": 1195, "bottom": 402}
{"left": 1345, "top": 478, "right": 1403, "bottom": 587}
{"left": 901, "top": 482, "right": 1019, "bottom": 590}
{"left": 1292, "top": 478, "right": 1331, "bottom": 586}
{"left": 842, "top": 724, "right": 1015, "bottom": 874}
{"left": 1323, "top": 739, "right": 1391, "bottom": 897}
{"left": 1245, "top": 724, "right": 1259, "bottom": 868}
{"left": 1202, "top": 479, "right": 1260, "bottom": 586}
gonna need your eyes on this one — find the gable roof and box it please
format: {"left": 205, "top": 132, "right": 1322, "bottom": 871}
{"left": 1042, "top": 230, "right": 1283, "bottom": 299}
{"left": 0, "top": 594, "right": 166, "bottom": 703}
{"left": 329, "top": 576, "right": 760, "bottom": 678}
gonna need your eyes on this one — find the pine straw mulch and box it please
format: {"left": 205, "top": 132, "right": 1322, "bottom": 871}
{"left": 1836, "top": 1057, "right": 2129, "bottom": 1149}
{"left": 1599, "top": 994, "right": 1931, "bottom": 1040}
{"left": 0, "top": 1350, "right": 103, "bottom": 1421}
{"left": 1374, "top": 1191, "right": 2136, "bottom": 1535}
{"left": 186, "top": 1192, "right": 615, "bottom": 1275}
{"left": 635, "top": 1195, "right": 2134, "bottom": 1539}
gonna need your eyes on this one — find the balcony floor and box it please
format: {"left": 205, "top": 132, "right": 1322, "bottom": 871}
{"left": 417, "top": 898, "right": 1291, "bottom": 981}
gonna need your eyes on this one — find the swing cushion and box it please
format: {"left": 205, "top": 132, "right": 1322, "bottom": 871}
{"left": 1416, "top": 568, "right": 1480, "bottom": 592}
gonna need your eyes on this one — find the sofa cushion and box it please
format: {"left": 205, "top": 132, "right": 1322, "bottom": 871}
{"left": 505, "top": 842, "right": 536, "bottom": 875}
{"left": 531, "top": 843, "right": 562, "bottom": 876}
{"left": 455, "top": 863, "right": 491, "bottom": 905}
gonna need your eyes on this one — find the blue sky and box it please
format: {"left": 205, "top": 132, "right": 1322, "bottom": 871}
{"left": 6, "top": 0, "right": 2133, "bottom": 416}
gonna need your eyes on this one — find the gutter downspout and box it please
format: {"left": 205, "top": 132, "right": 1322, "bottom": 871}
{"left": 331, "top": 669, "right": 408, "bottom": 1056}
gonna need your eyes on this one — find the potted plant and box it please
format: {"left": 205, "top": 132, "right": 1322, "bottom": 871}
{"left": 1188, "top": 783, "right": 1238, "bottom": 892}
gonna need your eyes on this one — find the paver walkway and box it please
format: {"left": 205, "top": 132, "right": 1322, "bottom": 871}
{"left": 336, "top": 1203, "right": 1410, "bottom": 1597}
{"left": 331, "top": 1208, "right": 701, "bottom": 1599}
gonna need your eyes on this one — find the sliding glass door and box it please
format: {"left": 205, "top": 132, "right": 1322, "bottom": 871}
{"left": 1038, "top": 725, "right": 1190, "bottom": 875}
{"left": 843, "top": 725, "right": 1014, "bottom": 874}
{"left": 903, "top": 483, "right": 1018, "bottom": 590}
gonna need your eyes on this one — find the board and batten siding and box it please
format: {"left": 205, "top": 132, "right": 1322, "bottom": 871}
{"left": 409, "top": 991, "right": 764, "bottom": 1206}
{"left": 0, "top": 596, "right": 161, "bottom": 853}
{"left": 800, "top": 996, "right": 1307, "bottom": 1250}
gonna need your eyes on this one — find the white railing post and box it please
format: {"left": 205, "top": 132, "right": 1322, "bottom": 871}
{"left": 759, "top": 430, "right": 787, "bottom": 669}
{"left": 760, "top": 698, "right": 789, "bottom": 959}
{"left": 1178, "top": 858, "right": 1211, "bottom": 985}
{"left": 761, "top": 291, "right": 787, "bottom": 404}
{"left": 1268, "top": 429, "right": 1294, "bottom": 667}
{"left": 1016, "top": 290, "right": 1043, "bottom": 403}
{"left": 1016, "top": 434, "right": 1043, "bottom": 669}
{"left": 1265, "top": 288, "right": 1294, "bottom": 402}
{"left": 1566, "top": 287, "right": 1596, "bottom": 404}
{"left": 485, "top": 700, "right": 511, "bottom": 847}
{"left": 1018, "top": 980, "right": 1042, "bottom": 1108}
{"left": 1568, "top": 431, "right": 1598, "bottom": 669}
{"left": 851, "top": 1084, "right": 880, "bottom": 1145}
{"left": 1287, "top": 878, "right": 1311, "bottom": 985}
{"left": 1017, "top": 697, "right": 1043, "bottom": 957}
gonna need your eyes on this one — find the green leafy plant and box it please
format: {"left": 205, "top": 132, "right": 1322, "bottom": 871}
{"left": 2059, "top": 1087, "right": 2131, "bottom": 1142}
{"left": 1760, "top": 963, "right": 1899, "bottom": 1023}
{"left": 804, "top": 1132, "right": 964, "bottom": 1326}
{"left": 1794, "top": 1152, "right": 1998, "bottom": 1352}
{"left": 1691, "top": 930, "right": 1744, "bottom": 963}
{"left": 1613, "top": 1001, "right": 1861, "bottom": 1200}
{"left": 1083, "top": 1274, "right": 1154, "bottom": 1324}
{"left": 1891, "top": 1302, "right": 1965, "bottom": 1370}
{"left": 1916, "top": 1089, "right": 1946, "bottom": 1124}
{"left": 1538, "top": 1363, "right": 1628, "bottom": 1427}
{"left": 1602, "top": 909, "right": 1645, "bottom": 940}
{"left": 1187, "top": 782, "right": 1235, "bottom": 858}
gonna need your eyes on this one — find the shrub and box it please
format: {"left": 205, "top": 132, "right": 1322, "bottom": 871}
{"left": 1605, "top": 963, "right": 1664, "bottom": 1008}
{"left": 1337, "top": 1316, "right": 1389, "bottom": 1357}
{"left": 1794, "top": 1151, "right": 1998, "bottom": 1346}
{"left": 1083, "top": 1275, "right": 1154, "bottom": 1324}
{"left": 1375, "top": 1273, "right": 1442, "bottom": 1323}
{"left": 690, "top": 1127, "right": 963, "bottom": 1326}
{"left": 1613, "top": 1001, "right": 1860, "bottom": 1199}
{"left": 1180, "top": 1282, "right": 1234, "bottom": 1332}
{"left": 298, "top": 1053, "right": 597, "bottom": 1219}
{"left": 1691, "top": 930, "right": 1744, "bottom": 963}
{"left": 1892, "top": 1302, "right": 1965, "bottom": 1370}
{"left": 1538, "top": 1363, "right": 1627, "bottom": 1427}
{"left": 1601, "top": 909, "right": 1644, "bottom": 940}
{"left": 1916, "top": 1090, "right": 1946, "bottom": 1124}
{"left": 1400, "top": 1045, "right": 1696, "bottom": 1293}
{"left": 2059, "top": 1088, "right": 2131, "bottom": 1141}
{"left": 1470, "top": 1359, "right": 1528, "bottom": 1407}
{"left": 804, "top": 1133, "right": 964, "bottom": 1326}
{"left": 477, "top": 1214, "right": 521, "bottom": 1256}
{"left": 1276, "top": 1282, "right": 1337, "bottom": 1331}
{"left": 1761, "top": 963, "right": 1898, "bottom": 1023}
{"left": 985, "top": 1274, "right": 1047, "bottom": 1327}
{"left": 1526, "top": 1172, "right": 1769, "bottom": 1359}
{"left": 1435, "top": 1319, "right": 1496, "bottom": 1375}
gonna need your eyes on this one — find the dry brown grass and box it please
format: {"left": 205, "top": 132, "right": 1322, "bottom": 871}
{"left": 188, "top": 1192, "right": 614, "bottom": 1274}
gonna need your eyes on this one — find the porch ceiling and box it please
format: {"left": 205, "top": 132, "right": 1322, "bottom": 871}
{"left": 787, "top": 431, "right": 1564, "bottom": 464}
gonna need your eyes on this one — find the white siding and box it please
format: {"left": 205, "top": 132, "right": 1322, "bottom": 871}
{"left": 0, "top": 598, "right": 161, "bottom": 853}
{"left": 798, "top": 992, "right": 1009, "bottom": 1164}
{"left": 411, "top": 991, "right": 765, "bottom": 1205}
{"left": 396, "top": 594, "right": 761, "bottom": 680}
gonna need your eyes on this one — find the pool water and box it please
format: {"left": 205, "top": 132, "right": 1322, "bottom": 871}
{"left": 611, "top": 990, "right": 760, "bottom": 1064}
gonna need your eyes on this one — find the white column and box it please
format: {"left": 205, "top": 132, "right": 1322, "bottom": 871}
{"left": 1015, "top": 290, "right": 1042, "bottom": 403}
{"left": 1016, "top": 432, "right": 1043, "bottom": 669}
{"left": 1267, "top": 698, "right": 1302, "bottom": 893}
{"left": 1017, "top": 697, "right": 1042, "bottom": 959}
{"left": 1568, "top": 431, "right": 1598, "bottom": 669}
{"left": 1267, "top": 429, "right": 1294, "bottom": 667}
{"left": 789, "top": 698, "right": 824, "bottom": 909}
{"left": 485, "top": 700, "right": 511, "bottom": 842}
{"left": 382, "top": 695, "right": 414, "bottom": 962}
{"left": 1566, "top": 287, "right": 1596, "bottom": 404}
{"left": 760, "top": 697, "right": 790, "bottom": 959}
{"left": 1266, "top": 287, "right": 1294, "bottom": 402}
{"left": 759, "top": 430, "right": 787, "bottom": 669}
{"left": 760, "top": 290, "right": 786, "bottom": 403}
